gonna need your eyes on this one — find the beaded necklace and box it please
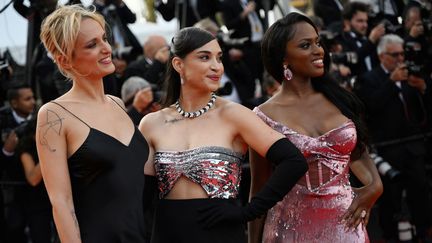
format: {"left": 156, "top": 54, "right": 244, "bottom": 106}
{"left": 174, "top": 93, "right": 217, "bottom": 118}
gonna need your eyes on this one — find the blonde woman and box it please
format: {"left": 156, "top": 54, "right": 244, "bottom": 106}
{"left": 37, "top": 5, "right": 148, "bottom": 242}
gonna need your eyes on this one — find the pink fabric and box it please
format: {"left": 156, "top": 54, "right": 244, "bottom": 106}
{"left": 254, "top": 107, "right": 369, "bottom": 243}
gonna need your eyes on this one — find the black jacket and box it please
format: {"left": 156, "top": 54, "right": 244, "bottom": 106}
{"left": 155, "top": 0, "right": 221, "bottom": 28}
{"left": 354, "top": 65, "right": 430, "bottom": 143}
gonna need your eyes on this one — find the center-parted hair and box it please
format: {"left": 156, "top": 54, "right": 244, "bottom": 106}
{"left": 39, "top": 4, "right": 106, "bottom": 79}
{"left": 262, "top": 12, "right": 369, "bottom": 159}
{"left": 261, "top": 13, "right": 320, "bottom": 82}
{"left": 162, "top": 27, "right": 216, "bottom": 106}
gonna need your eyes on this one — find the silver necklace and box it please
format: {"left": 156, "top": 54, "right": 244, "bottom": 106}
{"left": 175, "top": 93, "right": 217, "bottom": 118}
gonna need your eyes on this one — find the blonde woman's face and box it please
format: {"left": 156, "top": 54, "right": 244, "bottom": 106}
{"left": 70, "top": 18, "right": 115, "bottom": 79}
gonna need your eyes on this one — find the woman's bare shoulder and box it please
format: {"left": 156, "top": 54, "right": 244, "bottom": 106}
{"left": 216, "top": 97, "right": 261, "bottom": 124}
{"left": 139, "top": 107, "right": 173, "bottom": 129}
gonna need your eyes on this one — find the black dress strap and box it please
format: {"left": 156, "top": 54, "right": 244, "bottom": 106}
{"left": 50, "top": 101, "right": 91, "bottom": 128}
{"left": 107, "top": 95, "right": 127, "bottom": 113}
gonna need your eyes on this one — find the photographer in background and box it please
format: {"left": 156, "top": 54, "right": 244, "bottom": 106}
{"left": 123, "top": 35, "right": 169, "bottom": 90}
{"left": 0, "top": 83, "right": 36, "bottom": 242}
{"left": 0, "top": 51, "right": 13, "bottom": 105}
{"left": 340, "top": 1, "right": 385, "bottom": 77}
{"left": 354, "top": 34, "right": 432, "bottom": 242}
{"left": 13, "top": 0, "right": 57, "bottom": 88}
{"left": 403, "top": 5, "right": 432, "bottom": 79}
{"left": 320, "top": 30, "right": 357, "bottom": 90}
{"left": 121, "top": 76, "right": 161, "bottom": 125}
{"left": 94, "top": 0, "right": 142, "bottom": 62}
{"left": 155, "top": 0, "right": 221, "bottom": 28}
{"left": 94, "top": 0, "right": 142, "bottom": 96}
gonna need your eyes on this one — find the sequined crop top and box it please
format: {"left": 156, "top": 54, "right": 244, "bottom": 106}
{"left": 154, "top": 146, "right": 244, "bottom": 199}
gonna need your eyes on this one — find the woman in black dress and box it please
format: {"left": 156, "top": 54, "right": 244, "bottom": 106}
{"left": 36, "top": 5, "right": 148, "bottom": 242}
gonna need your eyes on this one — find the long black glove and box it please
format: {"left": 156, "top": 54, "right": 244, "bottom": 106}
{"left": 197, "top": 138, "right": 308, "bottom": 228}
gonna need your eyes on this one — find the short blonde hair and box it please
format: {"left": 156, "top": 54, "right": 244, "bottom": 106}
{"left": 40, "top": 4, "right": 106, "bottom": 78}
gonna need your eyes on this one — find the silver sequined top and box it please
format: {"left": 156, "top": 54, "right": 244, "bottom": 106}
{"left": 154, "top": 146, "right": 244, "bottom": 199}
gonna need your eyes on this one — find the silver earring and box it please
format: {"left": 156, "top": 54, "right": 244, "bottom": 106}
{"left": 283, "top": 65, "right": 293, "bottom": 81}
{"left": 180, "top": 78, "right": 185, "bottom": 85}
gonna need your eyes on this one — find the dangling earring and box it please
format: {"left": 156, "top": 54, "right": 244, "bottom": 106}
{"left": 283, "top": 64, "right": 293, "bottom": 81}
{"left": 180, "top": 76, "right": 185, "bottom": 85}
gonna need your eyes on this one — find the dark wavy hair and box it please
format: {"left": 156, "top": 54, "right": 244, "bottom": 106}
{"left": 161, "top": 27, "right": 216, "bottom": 106}
{"left": 261, "top": 12, "right": 369, "bottom": 159}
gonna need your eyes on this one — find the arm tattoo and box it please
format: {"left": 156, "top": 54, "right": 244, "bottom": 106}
{"left": 39, "top": 109, "right": 64, "bottom": 152}
{"left": 70, "top": 209, "right": 81, "bottom": 240}
{"left": 164, "top": 118, "right": 185, "bottom": 124}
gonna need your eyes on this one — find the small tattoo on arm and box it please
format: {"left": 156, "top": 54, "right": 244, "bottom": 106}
{"left": 70, "top": 209, "right": 81, "bottom": 240}
{"left": 164, "top": 118, "right": 185, "bottom": 124}
{"left": 39, "top": 109, "right": 64, "bottom": 152}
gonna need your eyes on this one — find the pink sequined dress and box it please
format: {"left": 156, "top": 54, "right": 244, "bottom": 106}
{"left": 254, "top": 108, "right": 369, "bottom": 243}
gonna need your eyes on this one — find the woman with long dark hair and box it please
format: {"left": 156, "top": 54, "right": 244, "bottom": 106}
{"left": 138, "top": 27, "right": 308, "bottom": 243}
{"left": 249, "top": 13, "right": 383, "bottom": 242}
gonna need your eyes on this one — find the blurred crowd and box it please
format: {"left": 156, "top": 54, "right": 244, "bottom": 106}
{"left": 0, "top": 0, "right": 432, "bottom": 242}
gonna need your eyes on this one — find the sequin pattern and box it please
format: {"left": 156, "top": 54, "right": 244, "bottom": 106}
{"left": 254, "top": 108, "right": 369, "bottom": 243}
{"left": 154, "top": 146, "right": 244, "bottom": 199}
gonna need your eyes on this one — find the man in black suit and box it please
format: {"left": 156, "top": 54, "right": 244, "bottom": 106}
{"left": 339, "top": 1, "right": 385, "bottom": 77}
{"left": 0, "top": 84, "right": 36, "bottom": 243}
{"left": 220, "top": 0, "right": 272, "bottom": 86}
{"left": 369, "top": 0, "right": 405, "bottom": 26}
{"left": 313, "top": 0, "right": 344, "bottom": 29}
{"left": 354, "top": 34, "right": 432, "bottom": 242}
{"left": 123, "top": 35, "right": 169, "bottom": 90}
{"left": 403, "top": 0, "right": 431, "bottom": 20}
{"left": 155, "top": 0, "right": 221, "bottom": 28}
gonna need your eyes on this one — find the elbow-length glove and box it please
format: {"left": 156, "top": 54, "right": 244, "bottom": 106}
{"left": 198, "top": 138, "right": 308, "bottom": 228}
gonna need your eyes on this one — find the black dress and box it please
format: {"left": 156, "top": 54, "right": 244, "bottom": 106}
{"left": 51, "top": 100, "right": 148, "bottom": 242}
{"left": 151, "top": 146, "right": 246, "bottom": 243}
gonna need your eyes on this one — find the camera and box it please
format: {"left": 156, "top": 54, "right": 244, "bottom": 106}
{"left": 28, "top": 0, "right": 58, "bottom": 17}
{"left": 404, "top": 41, "right": 424, "bottom": 77}
{"left": 381, "top": 19, "right": 402, "bottom": 34}
{"left": 13, "top": 121, "right": 31, "bottom": 138}
{"left": 112, "top": 46, "right": 133, "bottom": 60}
{"left": 370, "top": 152, "right": 401, "bottom": 181}
{"left": 422, "top": 18, "right": 432, "bottom": 36}
{"left": 216, "top": 82, "right": 233, "bottom": 96}
{"left": 329, "top": 52, "right": 358, "bottom": 65}
{"left": 0, "top": 119, "right": 34, "bottom": 144}
{"left": 0, "top": 56, "right": 8, "bottom": 71}
{"left": 216, "top": 30, "right": 248, "bottom": 48}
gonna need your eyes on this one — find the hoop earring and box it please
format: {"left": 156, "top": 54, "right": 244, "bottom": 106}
{"left": 283, "top": 65, "right": 293, "bottom": 81}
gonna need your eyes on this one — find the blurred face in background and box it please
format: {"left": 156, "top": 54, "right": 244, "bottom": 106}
{"left": 404, "top": 7, "right": 421, "bottom": 31}
{"left": 350, "top": 11, "right": 368, "bottom": 36}
{"left": 11, "top": 88, "right": 35, "bottom": 117}
{"left": 379, "top": 43, "right": 405, "bottom": 72}
{"left": 144, "top": 36, "right": 168, "bottom": 60}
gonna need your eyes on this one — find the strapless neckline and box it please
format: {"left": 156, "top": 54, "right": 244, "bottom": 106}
{"left": 155, "top": 146, "right": 244, "bottom": 158}
{"left": 254, "top": 107, "right": 354, "bottom": 139}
